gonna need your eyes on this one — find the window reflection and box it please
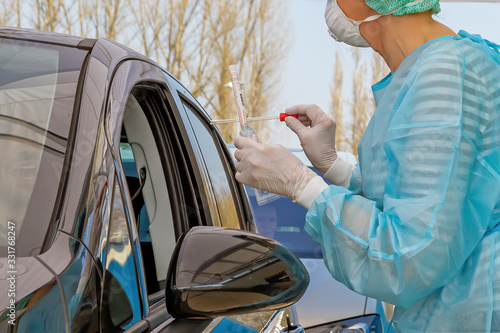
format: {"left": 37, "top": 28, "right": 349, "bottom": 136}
{"left": 0, "top": 39, "right": 86, "bottom": 257}
{"left": 182, "top": 102, "right": 239, "bottom": 228}
{"left": 0, "top": 43, "right": 59, "bottom": 250}
{"left": 101, "top": 179, "right": 141, "bottom": 329}
{"left": 174, "top": 230, "right": 297, "bottom": 312}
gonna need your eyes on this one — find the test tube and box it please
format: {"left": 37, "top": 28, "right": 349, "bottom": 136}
{"left": 228, "top": 65, "right": 245, "bottom": 121}
{"left": 228, "top": 65, "right": 279, "bottom": 206}
{"left": 228, "top": 65, "right": 255, "bottom": 138}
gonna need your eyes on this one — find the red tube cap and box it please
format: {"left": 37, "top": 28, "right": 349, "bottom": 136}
{"left": 280, "top": 113, "right": 298, "bottom": 121}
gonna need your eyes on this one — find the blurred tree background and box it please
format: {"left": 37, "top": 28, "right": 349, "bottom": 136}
{"left": 330, "top": 50, "right": 389, "bottom": 157}
{"left": 0, "top": 0, "right": 387, "bottom": 156}
{"left": 0, "top": 0, "right": 288, "bottom": 143}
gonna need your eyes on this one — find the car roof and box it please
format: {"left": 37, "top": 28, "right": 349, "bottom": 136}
{"left": 0, "top": 26, "right": 153, "bottom": 58}
{"left": 0, "top": 26, "right": 87, "bottom": 48}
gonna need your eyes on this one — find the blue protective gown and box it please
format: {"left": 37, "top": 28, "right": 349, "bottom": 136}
{"left": 305, "top": 31, "right": 500, "bottom": 332}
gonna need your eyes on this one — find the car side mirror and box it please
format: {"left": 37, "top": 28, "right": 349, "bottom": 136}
{"left": 165, "top": 226, "right": 309, "bottom": 319}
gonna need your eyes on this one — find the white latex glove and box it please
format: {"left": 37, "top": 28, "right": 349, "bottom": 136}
{"left": 284, "top": 104, "right": 337, "bottom": 175}
{"left": 234, "top": 136, "right": 318, "bottom": 201}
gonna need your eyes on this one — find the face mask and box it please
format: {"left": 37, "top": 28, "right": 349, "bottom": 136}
{"left": 325, "top": 0, "right": 382, "bottom": 48}
{"left": 325, "top": 0, "right": 425, "bottom": 48}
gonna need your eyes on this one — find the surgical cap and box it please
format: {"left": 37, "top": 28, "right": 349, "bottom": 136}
{"left": 365, "top": 0, "right": 441, "bottom": 15}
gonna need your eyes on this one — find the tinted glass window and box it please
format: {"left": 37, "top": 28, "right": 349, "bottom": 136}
{"left": 182, "top": 102, "right": 240, "bottom": 229}
{"left": 0, "top": 39, "right": 87, "bottom": 257}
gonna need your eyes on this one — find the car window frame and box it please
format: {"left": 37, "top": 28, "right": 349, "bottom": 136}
{"left": 103, "top": 59, "right": 176, "bottom": 322}
{"left": 178, "top": 94, "right": 243, "bottom": 228}
{"left": 174, "top": 89, "right": 253, "bottom": 230}
{"left": 110, "top": 84, "right": 180, "bottom": 330}
{"left": 107, "top": 74, "right": 227, "bottom": 333}
{"left": 103, "top": 61, "right": 233, "bottom": 326}
{"left": 103, "top": 58, "right": 273, "bottom": 332}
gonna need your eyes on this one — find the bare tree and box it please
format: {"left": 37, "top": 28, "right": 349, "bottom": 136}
{"left": 129, "top": 0, "right": 166, "bottom": 58}
{"left": 199, "top": 0, "right": 288, "bottom": 142}
{"left": 329, "top": 51, "right": 347, "bottom": 152}
{"left": 103, "top": 0, "right": 123, "bottom": 40}
{"left": 76, "top": 0, "right": 91, "bottom": 36}
{"left": 87, "top": 0, "right": 126, "bottom": 39}
{"left": 329, "top": 48, "right": 386, "bottom": 157}
{"left": 160, "top": 0, "right": 200, "bottom": 78}
{"left": 25, "top": 0, "right": 126, "bottom": 39}
{"left": 199, "top": 0, "right": 249, "bottom": 142}
{"left": 186, "top": 0, "right": 215, "bottom": 98}
{"left": 128, "top": 0, "right": 211, "bottom": 87}
{"left": 33, "top": 0, "right": 68, "bottom": 32}
{"left": 0, "top": 0, "right": 21, "bottom": 26}
{"left": 241, "top": 0, "right": 288, "bottom": 141}
{"left": 349, "top": 48, "right": 370, "bottom": 156}
{"left": 22, "top": 0, "right": 287, "bottom": 143}
{"left": 55, "top": 0, "right": 95, "bottom": 37}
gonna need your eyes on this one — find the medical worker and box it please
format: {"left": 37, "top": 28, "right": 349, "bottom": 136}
{"left": 234, "top": 0, "right": 500, "bottom": 331}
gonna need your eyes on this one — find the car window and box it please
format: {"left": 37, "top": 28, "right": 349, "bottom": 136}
{"left": 102, "top": 177, "right": 142, "bottom": 330}
{"left": 0, "top": 39, "right": 87, "bottom": 257}
{"left": 181, "top": 101, "right": 240, "bottom": 229}
{"left": 119, "top": 91, "right": 177, "bottom": 296}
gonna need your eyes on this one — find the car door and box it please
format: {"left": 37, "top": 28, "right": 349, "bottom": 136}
{"left": 100, "top": 53, "right": 298, "bottom": 332}
{"left": 99, "top": 56, "right": 212, "bottom": 332}
{"left": 99, "top": 55, "right": 252, "bottom": 332}
{"left": 165, "top": 79, "right": 297, "bottom": 333}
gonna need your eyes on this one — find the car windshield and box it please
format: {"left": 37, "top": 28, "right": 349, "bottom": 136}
{"left": 0, "top": 38, "right": 87, "bottom": 257}
{"left": 245, "top": 168, "right": 330, "bottom": 259}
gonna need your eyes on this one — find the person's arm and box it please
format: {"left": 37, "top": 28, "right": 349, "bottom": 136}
{"left": 296, "top": 161, "right": 361, "bottom": 210}
{"left": 304, "top": 56, "right": 493, "bottom": 308}
{"left": 324, "top": 158, "right": 357, "bottom": 188}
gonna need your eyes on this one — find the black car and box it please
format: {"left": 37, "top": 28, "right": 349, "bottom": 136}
{"left": 0, "top": 27, "right": 308, "bottom": 333}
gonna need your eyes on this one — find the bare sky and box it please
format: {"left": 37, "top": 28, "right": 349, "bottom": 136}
{"left": 272, "top": 0, "right": 500, "bottom": 148}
